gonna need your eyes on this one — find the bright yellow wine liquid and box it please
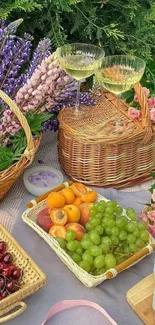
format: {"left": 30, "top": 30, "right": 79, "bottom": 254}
{"left": 60, "top": 54, "right": 101, "bottom": 80}
{"left": 96, "top": 66, "right": 143, "bottom": 94}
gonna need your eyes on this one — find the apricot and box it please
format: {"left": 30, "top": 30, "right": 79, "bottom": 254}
{"left": 46, "top": 192, "right": 65, "bottom": 208}
{"left": 73, "top": 197, "right": 82, "bottom": 207}
{"left": 37, "top": 207, "right": 53, "bottom": 232}
{"left": 70, "top": 183, "right": 87, "bottom": 197}
{"left": 50, "top": 208, "right": 68, "bottom": 226}
{"left": 65, "top": 223, "right": 85, "bottom": 241}
{"left": 61, "top": 188, "right": 75, "bottom": 204}
{"left": 64, "top": 204, "right": 80, "bottom": 223}
{"left": 81, "top": 190, "right": 97, "bottom": 203}
{"left": 79, "top": 203, "right": 93, "bottom": 226}
{"left": 49, "top": 225, "right": 66, "bottom": 239}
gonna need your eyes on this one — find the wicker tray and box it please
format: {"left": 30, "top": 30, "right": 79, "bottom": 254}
{"left": 22, "top": 181, "right": 155, "bottom": 288}
{"left": 0, "top": 223, "right": 46, "bottom": 323}
{"left": 58, "top": 83, "right": 155, "bottom": 188}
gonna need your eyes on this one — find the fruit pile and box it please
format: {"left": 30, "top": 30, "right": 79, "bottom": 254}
{"left": 0, "top": 241, "right": 23, "bottom": 300}
{"left": 37, "top": 183, "right": 97, "bottom": 239}
{"left": 37, "top": 183, "right": 149, "bottom": 275}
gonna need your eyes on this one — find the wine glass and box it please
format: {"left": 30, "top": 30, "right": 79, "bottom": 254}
{"left": 95, "top": 55, "right": 146, "bottom": 128}
{"left": 57, "top": 43, "right": 105, "bottom": 111}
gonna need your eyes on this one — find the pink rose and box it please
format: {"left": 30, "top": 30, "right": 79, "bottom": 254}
{"left": 150, "top": 109, "right": 155, "bottom": 122}
{"left": 148, "top": 225, "right": 155, "bottom": 238}
{"left": 152, "top": 191, "right": 155, "bottom": 202}
{"left": 134, "top": 87, "right": 149, "bottom": 101}
{"left": 148, "top": 210, "right": 155, "bottom": 221}
{"left": 128, "top": 107, "right": 141, "bottom": 120}
{"left": 142, "top": 206, "right": 149, "bottom": 215}
{"left": 148, "top": 97, "right": 155, "bottom": 110}
{"left": 151, "top": 203, "right": 155, "bottom": 209}
{"left": 139, "top": 214, "right": 148, "bottom": 222}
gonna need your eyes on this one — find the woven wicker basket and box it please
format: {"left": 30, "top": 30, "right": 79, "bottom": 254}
{"left": 22, "top": 181, "right": 155, "bottom": 288}
{"left": 58, "top": 83, "right": 155, "bottom": 188}
{"left": 0, "top": 90, "right": 40, "bottom": 200}
{"left": 0, "top": 223, "right": 46, "bottom": 323}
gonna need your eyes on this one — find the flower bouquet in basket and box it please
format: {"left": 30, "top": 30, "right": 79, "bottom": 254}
{"left": 138, "top": 172, "right": 155, "bottom": 238}
{"left": 0, "top": 19, "right": 94, "bottom": 200}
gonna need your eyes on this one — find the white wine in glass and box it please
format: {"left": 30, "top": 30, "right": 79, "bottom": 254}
{"left": 57, "top": 43, "right": 105, "bottom": 111}
{"left": 95, "top": 55, "right": 146, "bottom": 127}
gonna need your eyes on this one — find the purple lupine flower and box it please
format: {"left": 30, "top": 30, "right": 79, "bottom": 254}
{"left": 16, "top": 38, "right": 51, "bottom": 88}
{"left": 4, "top": 19, "right": 23, "bottom": 35}
{"left": 0, "top": 34, "right": 33, "bottom": 97}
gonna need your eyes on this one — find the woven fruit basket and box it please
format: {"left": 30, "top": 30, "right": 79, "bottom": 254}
{"left": 58, "top": 83, "right": 155, "bottom": 189}
{"left": 0, "top": 223, "right": 46, "bottom": 323}
{"left": 22, "top": 181, "right": 155, "bottom": 288}
{"left": 0, "top": 90, "right": 40, "bottom": 200}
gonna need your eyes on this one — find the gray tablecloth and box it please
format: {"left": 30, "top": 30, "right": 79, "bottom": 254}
{"left": 8, "top": 187, "right": 154, "bottom": 325}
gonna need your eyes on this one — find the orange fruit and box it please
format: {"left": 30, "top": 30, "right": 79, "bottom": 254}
{"left": 50, "top": 208, "right": 68, "bottom": 226}
{"left": 49, "top": 225, "right": 66, "bottom": 239}
{"left": 71, "top": 183, "right": 87, "bottom": 197}
{"left": 73, "top": 197, "right": 82, "bottom": 207}
{"left": 61, "top": 188, "right": 75, "bottom": 204}
{"left": 46, "top": 192, "right": 65, "bottom": 208}
{"left": 65, "top": 223, "right": 85, "bottom": 241}
{"left": 63, "top": 204, "right": 80, "bottom": 223}
{"left": 81, "top": 190, "right": 97, "bottom": 203}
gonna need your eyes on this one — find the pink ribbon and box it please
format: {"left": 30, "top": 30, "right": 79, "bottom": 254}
{"left": 41, "top": 300, "right": 117, "bottom": 325}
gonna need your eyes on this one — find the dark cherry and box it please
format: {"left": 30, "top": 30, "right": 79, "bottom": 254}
{"left": 2, "top": 265, "right": 12, "bottom": 278}
{"left": 3, "top": 252, "right": 13, "bottom": 264}
{"left": 0, "top": 241, "right": 6, "bottom": 254}
{"left": 1, "top": 290, "right": 8, "bottom": 298}
{"left": 6, "top": 280, "right": 14, "bottom": 293}
{"left": 0, "top": 253, "right": 4, "bottom": 262}
{"left": 12, "top": 268, "right": 22, "bottom": 280}
{"left": 0, "top": 276, "right": 5, "bottom": 291}
{"left": 0, "top": 262, "right": 5, "bottom": 271}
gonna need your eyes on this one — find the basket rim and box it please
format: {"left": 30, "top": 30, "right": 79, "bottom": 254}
{"left": 0, "top": 136, "right": 41, "bottom": 176}
{"left": 0, "top": 222, "right": 46, "bottom": 310}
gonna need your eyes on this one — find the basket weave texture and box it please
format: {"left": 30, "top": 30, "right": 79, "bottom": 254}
{"left": 22, "top": 182, "right": 155, "bottom": 288}
{"left": 58, "top": 83, "right": 155, "bottom": 188}
{"left": 0, "top": 90, "right": 40, "bottom": 200}
{"left": 0, "top": 223, "right": 46, "bottom": 322}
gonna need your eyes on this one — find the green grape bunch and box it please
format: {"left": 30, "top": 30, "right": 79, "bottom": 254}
{"left": 55, "top": 199, "right": 149, "bottom": 276}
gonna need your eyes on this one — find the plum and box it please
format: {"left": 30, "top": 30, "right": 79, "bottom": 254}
{"left": 37, "top": 207, "right": 53, "bottom": 232}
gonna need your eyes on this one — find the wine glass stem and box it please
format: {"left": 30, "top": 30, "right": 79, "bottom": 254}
{"left": 116, "top": 94, "right": 121, "bottom": 127}
{"left": 75, "top": 80, "right": 81, "bottom": 110}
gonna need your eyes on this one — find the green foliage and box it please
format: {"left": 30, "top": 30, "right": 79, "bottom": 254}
{"left": 26, "top": 111, "right": 53, "bottom": 136}
{"left": 5, "top": 0, "right": 155, "bottom": 60}
{"left": 0, "top": 0, "right": 41, "bottom": 18}
{"left": 0, "top": 112, "right": 52, "bottom": 171}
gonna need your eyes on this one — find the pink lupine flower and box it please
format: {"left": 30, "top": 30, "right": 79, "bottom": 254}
{"left": 150, "top": 108, "right": 155, "bottom": 122}
{"left": 128, "top": 107, "right": 141, "bottom": 120}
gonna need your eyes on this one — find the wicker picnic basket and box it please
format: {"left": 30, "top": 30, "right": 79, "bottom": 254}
{"left": 0, "top": 90, "right": 40, "bottom": 200}
{"left": 22, "top": 181, "right": 155, "bottom": 288}
{"left": 58, "top": 83, "right": 155, "bottom": 189}
{"left": 0, "top": 223, "right": 46, "bottom": 323}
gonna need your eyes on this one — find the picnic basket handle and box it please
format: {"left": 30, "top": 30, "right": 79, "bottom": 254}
{"left": 0, "top": 301, "right": 27, "bottom": 323}
{"left": 133, "top": 83, "right": 152, "bottom": 143}
{"left": 106, "top": 243, "right": 155, "bottom": 280}
{"left": 0, "top": 89, "right": 35, "bottom": 163}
